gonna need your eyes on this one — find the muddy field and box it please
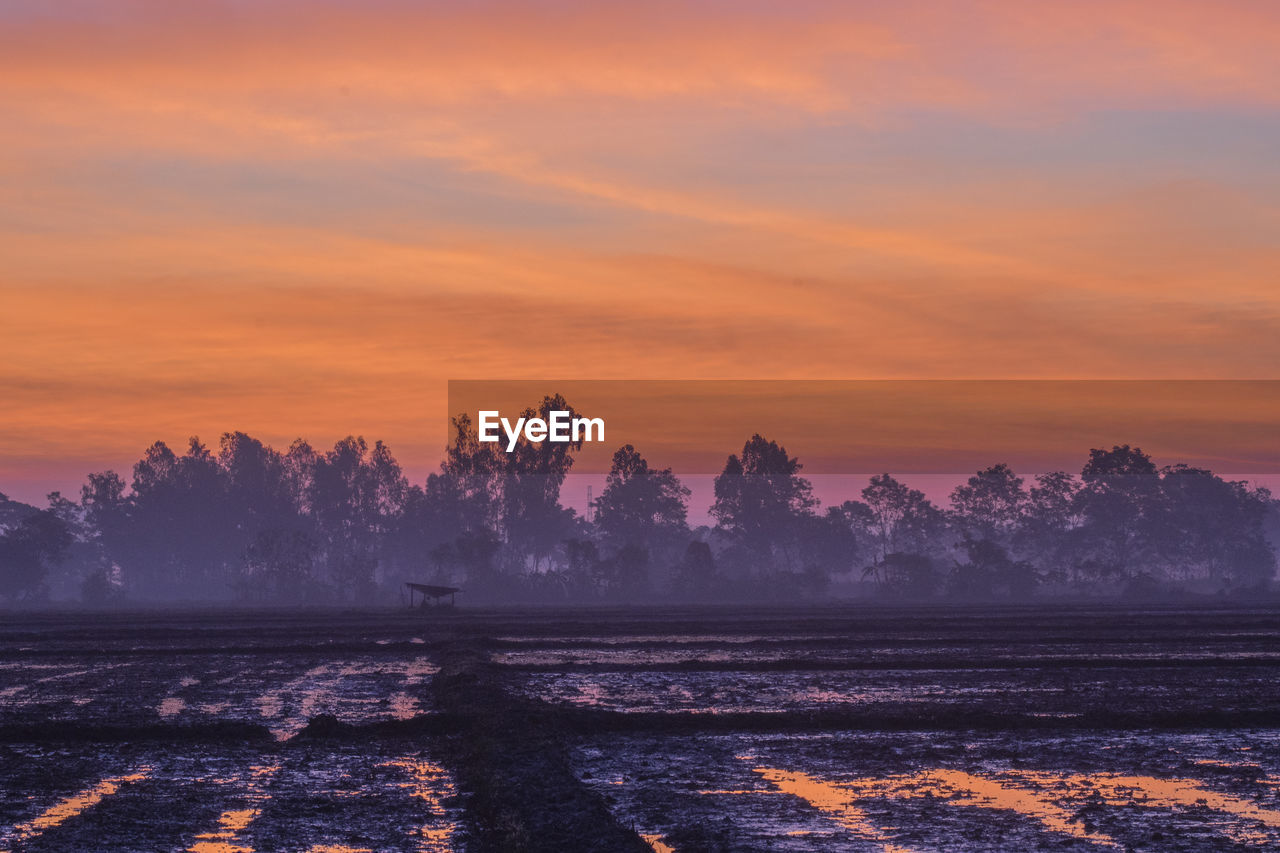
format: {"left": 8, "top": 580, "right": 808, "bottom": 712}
{"left": 0, "top": 606, "right": 1278, "bottom": 852}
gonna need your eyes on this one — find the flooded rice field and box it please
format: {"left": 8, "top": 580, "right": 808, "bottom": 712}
{"left": 575, "top": 730, "right": 1280, "bottom": 852}
{"left": 0, "top": 741, "right": 460, "bottom": 853}
{"left": 0, "top": 605, "right": 1278, "bottom": 851}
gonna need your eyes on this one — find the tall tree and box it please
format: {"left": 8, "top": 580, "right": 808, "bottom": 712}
{"left": 0, "top": 510, "right": 72, "bottom": 601}
{"left": 858, "top": 474, "right": 948, "bottom": 568}
{"left": 1017, "top": 471, "right": 1083, "bottom": 584}
{"left": 711, "top": 434, "right": 816, "bottom": 574}
{"left": 498, "top": 394, "right": 588, "bottom": 572}
{"left": 591, "top": 440, "right": 691, "bottom": 560}
{"left": 950, "top": 463, "right": 1027, "bottom": 543}
{"left": 1152, "top": 465, "right": 1274, "bottom": 589}
{"left": 1075, "top": 445, "right": 1160, "bottom": 580}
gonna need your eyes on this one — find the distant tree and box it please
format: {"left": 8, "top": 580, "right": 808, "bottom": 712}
{"left": 1075, "top": 445, "right": 1161, "bottom": 581}
{"left": 1152, "top": 465, "right": 1274, "bottom": 589}
{"left": 106, "top": 437, "right": 240, "bottom": 599}
{"left": 80, "top": 471, "right": 130, "bottom": 588}
{"left": 950, "top": 537, "right": 1038, "bottom": 600}
{"left": 593, "top": 445, "right": 690, "bottom": 589}
{"left": 857, "top": 474, "right": 948, "bottom": 586}
{"left": 671, "top": 541, "right": 717, "bottom": 600}
{"left": 439, "top": 414, "right": 504, "bottom": 533}
{"left": 40, "top": 490, "right": 105, "bottom": 600}
{"left": 1017, "top": 471, "right": 1083, "bottom": 584}
{"left": 792, "top": 508, "right": 863, "bottom": 593}
{"left": 497, "top": 394, "right": 588, "bottom": 572}
{"left": 711, "top": 434, "right": 816, "bottom": 574}
{"left": 878, "top": 552, "right": 942, "bottom": 600}
{"left": 219, "top": 432, "right": 298, "bottom": 538}
{"left": 0, "top": 510, "right": 72, "bottom": 601}
{"left": 383, "top": 475, "right": 473, "bottom": 592}
{"left": 307, "top": 436, "right": 407, "bottom": 601}
{"left": 950, "top": 464, "right": 1027, "bottom": 543}
{"left": 440, "top": 529, "right": 503, "bottom": 597}
{"left": 80, "top": 567, "right": 121, "bottom": 606}
{"left": 596, "top": 543, "right": 650, "bottom": 600}
{"left": 440, "top": 396, "right": 589, "bottom": 576}
{"left": 0, "top": 492, "right": 38, "bottom": 529}
{"left": 238, "top": 527, "right": 318, "bottom": 603}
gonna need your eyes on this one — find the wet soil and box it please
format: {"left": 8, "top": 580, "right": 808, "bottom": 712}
{"left": 0, "top": 605, "right": 1278, "bottom": 851}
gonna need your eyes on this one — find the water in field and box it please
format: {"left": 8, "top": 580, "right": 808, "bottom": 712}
{"left": 1, "top": 607, "right": 1278, "bottom": 851}
{"left": 575, "top": 731, "right": 1280, "bottom": 852}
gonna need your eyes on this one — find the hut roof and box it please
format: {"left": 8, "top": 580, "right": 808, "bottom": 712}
{"left": 405, "top": 582, "right": 461, "bottom": 598}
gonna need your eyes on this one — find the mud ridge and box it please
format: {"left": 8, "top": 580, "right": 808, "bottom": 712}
{"left": 557, "top": 706, "right": 1280, "bottom": 734}
{"left": 428, "top": 640, "right": 652, "bottom": 853}
{"left": 505, "top": 656, "right": 1280, "bottom": 673}
{"left": 0, "top": 719, "right": 275, "bottom": 744}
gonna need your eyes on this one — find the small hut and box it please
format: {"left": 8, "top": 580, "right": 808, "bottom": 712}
{"left": 404, "top": 582, "right": 460, "bottom": 608}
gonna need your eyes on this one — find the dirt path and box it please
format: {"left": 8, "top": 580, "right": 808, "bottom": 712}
{"left": 428, "top": 640, "right": 652, "bottom": 853}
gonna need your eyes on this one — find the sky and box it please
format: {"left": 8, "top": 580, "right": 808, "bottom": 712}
{"left": 3, "top": 0, "right": 1280, "bottom": 503}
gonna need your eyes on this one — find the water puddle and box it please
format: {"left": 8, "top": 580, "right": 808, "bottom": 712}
{"left": 747, "top": 762, "right": 1280, "bottom": 849}
{"left": 870, "top": 769, "right": 1118, "bottom": 848}
{"left": 1017, "top": 770, "right": 1280, "bottom": 846}
{"left": 186, "top": 763, "right": 280, "bottom": 853}
{"left": 254, "top": 658, "right": 438, "bottom": 739}
{"left": 642, "top": 834, "right": 676, "bottom": 852}
{"left": 388, "top": 693, "right": 420, "bottom": 720}
{"left": 1, "top": 768, "right": 150, "bottom": 850}
{"left": 753, "top": 768, "right": 916, "bottom": 853}
{"left": 380, "top": 756, "right": 459, "bottom": 851}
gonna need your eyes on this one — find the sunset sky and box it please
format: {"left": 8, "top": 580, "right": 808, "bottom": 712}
{"left": 3, "top": 1, "right": 1280, "bottom": 502}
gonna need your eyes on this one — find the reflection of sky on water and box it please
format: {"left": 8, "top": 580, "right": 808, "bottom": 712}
{"left": 520, "top": 666, "right": 1277, "bottom": 715}
{"left": 577, "top": 731, "right": 1280, "bottom": 851}
{"left": 380, "top": 757, "right": 459, "bottom": 852}
{"left": 0, "top": 655, "right": 440, "bottom": 736}
{"left": 742, "top": 765, "right": 1280, "bottom": 849}
{"left": 0, "top": 747, "right": 462, "bottom": 852}
{"left": 187, "top": 763, "right": 278, "bottom": 853}
{"left": 0, "top": 768, "right": 151, "bottom": 850}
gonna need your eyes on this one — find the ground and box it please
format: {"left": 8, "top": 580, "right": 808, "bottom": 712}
{"left": 0, "top": 605, "right": 1278, "bottom": 851}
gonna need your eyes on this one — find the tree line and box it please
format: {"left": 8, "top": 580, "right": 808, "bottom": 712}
{"left": 1, "top": 394, "right": 1276, "bottom": 605}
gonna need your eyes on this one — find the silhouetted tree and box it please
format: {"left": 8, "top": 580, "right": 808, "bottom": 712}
{"left": 792, "top": 509, "right": 862, "bottom": 594}
{"left": 671, "top": 541, "right": 717, "bottom": 601}
{"left": 712, "top": 435, "right": 816, "bottom": 575}
{"left": 440, "top": 396, "right": 589, "bottom": 577}
{"left": 1151, "top": 465, "right": 1274, "bottom": 589}
{"left": 857, "top": 474, "right": 948, "bottom": 587}
{"left": 0, "top": 492, "right": 37, "bottom": 529}
{"left": 950, "top": 464, "right": 1027, "bottom": 543}
{"left": 593, "top": 444, "right": 690, "bottom": 590}
{"left": 497, "top": 394, "right": 587, "bottom": 572}
{"left": 878, "top": 552, "right": 942, "bottom": 599}
{"left": 1017, "top": 471, "right": 1083, "bottom": 585}
{"left": 1075, "top": 445, "right": 1161, "bottom": 581}
{"left": 950, "top": 537, "right": 1038, "bottom": 600}
{"left": 5, "top": 416, "right": 1277, "bottom": 604}
{"left": 118, "top": 437, "right": 240, "bottom": 599}
{"left": 238, "top": 527, "right": 319, "bottom": 603}
{"left": 305, "top": 436, "right": 407, "bottom": 602}
{"left": 595, "top": 445, "right": 690, "bottom": 550}
{"left": 0, "top": 510, "right": 72, "bottom": 601}
{"left": 41, "top": 490, "right": 107, "bottom": 600}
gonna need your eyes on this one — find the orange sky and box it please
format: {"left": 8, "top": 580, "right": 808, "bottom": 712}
{"left": 3, "top": 1, "right": 1280, "bottom": 501}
